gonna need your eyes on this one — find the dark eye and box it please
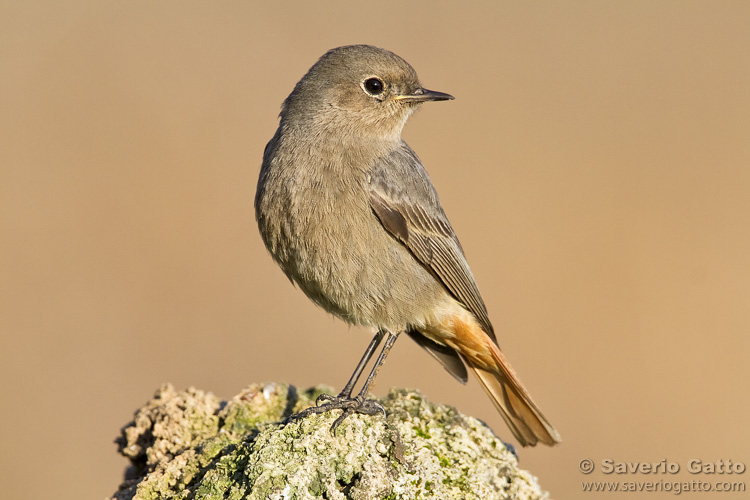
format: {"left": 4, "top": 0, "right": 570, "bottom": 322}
{"left": 364, "top": 78, "right": 384, "bottom": 96}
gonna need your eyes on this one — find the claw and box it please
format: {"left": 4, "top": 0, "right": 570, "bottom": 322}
{"left": 330, "top": 408, "right": 354, "bottom": 434}
{"left": 284, "top": 392, "right": 387, "bottom": 432}
{"left": 315, "top": 393, "right": 335, "bottom": 405}
{"left": 357, "top": 399, "right": 385, "bottom": 416}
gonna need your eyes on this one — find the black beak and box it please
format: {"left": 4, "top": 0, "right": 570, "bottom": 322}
{"left": 394, "top": 87, "right": 454, "bottom": 102}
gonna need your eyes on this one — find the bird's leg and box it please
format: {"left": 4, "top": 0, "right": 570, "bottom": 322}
{"left": 327, "top": 330, "right": 400, "bottom": 431}
{"left": 333, "top": 329, "right": 387, "bottom": 399}
{"left": 285, "top": 330, "right": 400, "bottom": 433}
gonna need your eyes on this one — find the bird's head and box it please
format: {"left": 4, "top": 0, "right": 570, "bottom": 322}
{"left": 281, "top": 45, "right": 453, "bottom": 143}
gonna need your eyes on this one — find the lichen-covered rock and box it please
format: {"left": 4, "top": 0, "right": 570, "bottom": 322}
{"left": 111, "top": 383, "right": 550, "bottom": 500}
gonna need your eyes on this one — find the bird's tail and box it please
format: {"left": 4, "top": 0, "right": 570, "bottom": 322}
{"left": 466, "top": 340, "right": 561, "bottom": 447}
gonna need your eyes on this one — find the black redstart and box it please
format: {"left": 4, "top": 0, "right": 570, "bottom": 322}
{"left": 255, "top": 45, "right": 561, "bottom": 446}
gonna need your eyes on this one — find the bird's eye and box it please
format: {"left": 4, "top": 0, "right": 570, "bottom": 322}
{"left": 363, "top": 78, "right": 384, "bottom": 96}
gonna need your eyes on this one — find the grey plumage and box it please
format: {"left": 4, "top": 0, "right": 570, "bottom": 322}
{"left": 368, "top": 143, "right": 495, "bottom": 340}
{"left": 255, "top": 45, "right": 560, "bottom": 446}
{"left": 256, "top": 46, "right": 458, "bottom": 333}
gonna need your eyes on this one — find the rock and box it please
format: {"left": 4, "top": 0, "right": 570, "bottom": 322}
{"left": 110, "top": 383, "right": 550, "bottom": 500}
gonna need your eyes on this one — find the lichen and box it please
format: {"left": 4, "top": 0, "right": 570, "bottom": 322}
{"left": 110, "top": 383, "right": 549, "bottom": 500}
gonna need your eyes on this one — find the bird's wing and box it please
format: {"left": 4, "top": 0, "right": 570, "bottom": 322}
{"left": 368, "top": 142, "right": 495, "bottom": 341}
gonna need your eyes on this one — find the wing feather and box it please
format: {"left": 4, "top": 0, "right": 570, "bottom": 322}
{"left": 368, "top": 143, "right": 495, "bottom": 341}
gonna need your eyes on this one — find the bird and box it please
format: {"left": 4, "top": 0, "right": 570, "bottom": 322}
{"left": 255, "top": 45, "right": 561, "bottom": 446}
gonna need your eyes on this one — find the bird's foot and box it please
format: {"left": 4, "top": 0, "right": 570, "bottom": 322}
{"left": 285, "top": 392, "right": 386, "bottom": 433}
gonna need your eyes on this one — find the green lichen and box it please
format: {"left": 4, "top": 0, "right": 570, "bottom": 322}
{"left": 110, "top": 383, "right": 550, "bottom": 500}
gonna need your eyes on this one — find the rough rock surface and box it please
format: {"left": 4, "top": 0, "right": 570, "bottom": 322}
{"left": 110, "top": 383, "right": 550, "bottom": 500}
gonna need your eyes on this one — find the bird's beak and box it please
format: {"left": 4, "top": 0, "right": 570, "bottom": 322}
{"left": 394, "top": 87, "right": 454, "bottom": 102}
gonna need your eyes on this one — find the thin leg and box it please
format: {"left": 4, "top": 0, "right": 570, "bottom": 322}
{"left": 328, "top": 331, "right": 400, "bottom": 431}
{"left": 352, "top": 331, "right": 398, "bottom": 399}
{"left": 285, "top": 330, "right": 401, "bottom": 433}
{"left": 335, "top": 329, "right": 386, "bottom": 399}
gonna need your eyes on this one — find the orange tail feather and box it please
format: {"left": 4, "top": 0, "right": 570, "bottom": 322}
{"left": 422, "top": 307, "right": 561, "bottom": 446}
{"left": 467, "top": 344, "right": 561, "bottom": 446}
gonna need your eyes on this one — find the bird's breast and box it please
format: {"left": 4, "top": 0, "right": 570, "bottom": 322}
{"left": 256, "top": 151, "right": 447, "bottom": 330}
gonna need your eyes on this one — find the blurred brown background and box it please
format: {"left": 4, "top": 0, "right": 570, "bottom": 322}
{"left": 2, "top": 2, "right": 749, "bottom": 499}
